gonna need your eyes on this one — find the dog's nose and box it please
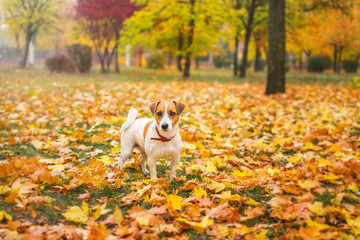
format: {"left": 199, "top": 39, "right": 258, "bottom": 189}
{"left": 161, "top": 123, "right": 168, "bottom": 130}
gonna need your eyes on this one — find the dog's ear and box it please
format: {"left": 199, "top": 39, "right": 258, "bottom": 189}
{"left": 173, "top": 101, "right": 185, "bottom": 115}
{"left": 150, "top": 101, "right": 160, "bottom": 115}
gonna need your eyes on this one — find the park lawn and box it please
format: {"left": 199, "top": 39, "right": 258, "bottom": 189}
{"left": 0, "top": 67, "right": 360, "bottom": 239}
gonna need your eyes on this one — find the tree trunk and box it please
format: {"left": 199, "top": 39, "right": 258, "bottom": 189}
{"left": 299, "top": 52, "right": 303, "bottom": 71}
{"left": 233, "top": 36, "right": 239, "bottom": 76}
{"left": 254, "top": 46, "right": 261, "bottom": 72}
{"left": 115, "top": 48, "right": 119, "bottom": 73}
{"left": 333, "top": 45, "right": 338, "bottom": 73}
{"left": 195, "top": 57, "right": 199, "bottom": 69}
{"left": 105, "top": 48, "right": 111, "bottom": 73}
{"left": 168, "top": 53, "right": 172, "bottom": 67}
{"left": 20, "top": 30, "right": 33, "bottom": 68}
{"left": 100, "top": 59, "right": 106, "bottom": 73}
{"left": 114, "top": 44, "right": 119, "bottom": 73}
{"left": 337, "top": 46, "right": 343, "bottom": 73}
{"left": 233, "top": 0, "right": 240, "bottom": 77}
{"left": 177, "top": 33, "right": 183, "bottom": 72}
{"left": 239, "top": 0, "right": 256, "bottom": 78}
{"left": 355, "top": 53, "right": 360, "bottom": 73}
{"left": 265, "top": 0, "right": 286, "bottom": 95}
{"left": 139, "top": 48, "right": 143, "bottom": 67}
{"left": 97, "top": 50, "right": 106, "bottom": 73}
{"left": 183, "top": 0, "right": 195, "bottom": 78}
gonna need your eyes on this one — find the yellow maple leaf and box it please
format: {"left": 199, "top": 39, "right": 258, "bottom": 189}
{"left": 114, "top": 206, "right": 123, "bottom": 224}
{"left": 0, "top": 210, "right": 12, "bottom": 222}
{"left": 110, "top": 147, "right": 121, "bottom": 153}
{"left": 92, "top": 203, "right": 111, "bottom": 220}
{"left": 255, "top": 230, "right": 269, "bottom": 240}
{"left": 338, "top": 232, "right": 355, "bottom": 240}
{"left": 232, "top": 170, "right": 252, "bottom": 178}
{"left": 195, "top": 141, "right": 206, "bottom": 151}
{"left": 192, "top": 186, "right": 207, "bottom": 198}
{"left": 352, "top": 228, "right": 360, "bottom": 236}
{"left": 245, "top": 198, "right": 260, "bottom": 206}
{"left": 321, "top": 173, "right": 339, "bottom": 181}
{"left": 348, "top": 217, "right": 360, "bottom": 228}
{"left": 219, "top": 225, "right": 229, "bottom": 237}
{"left": 62, "top": 201, "right": 89, "bottom": 223}
{"left": 301, "top": 142, "right": 322, "bottom": 151}
{"left": 177, "top": 215, "right": 213, "bottom": 232}
{"left": 308, "top": 202, "right": 326, "bottom": 216}
{"left": 200, "top": 215, "right": 214, "bottom": 229}
{"left": 206, "top": 181, "right": 225, "bottom": 193}
{"left": 0, "top": 186, "right": 10, "bottom": 195}
{"left": 97, "top": 155, "right": 112, "bottom": 166}
{"left": 288, "top": 155, "right": 302, "bottom": 163}
{"left": 317, "top": 158, "right": 334, "bottom": 167}
{"left": 214, "top": 191, "right": 242, "bottom": 202}
{"left": 306, "top": 217, "right": 329, "bottom": 231}
{"left": 329, "top": 144, "right": 343, "bottom": 153}
{"left": 348, "top": 183, "right": 359, "bottom": 193}
{"left": 205, "top": 161, "right": 217, "bottom": 173}
{"left": 167, "top": 194, "right": 185, "bottom": 210}
{"left": 224, "top": 182, "right": 236, "bottom": 190}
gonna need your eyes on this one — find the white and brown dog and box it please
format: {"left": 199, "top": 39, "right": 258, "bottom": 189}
{"left": 119, "top": 101, "right": 185, "bottom": 179}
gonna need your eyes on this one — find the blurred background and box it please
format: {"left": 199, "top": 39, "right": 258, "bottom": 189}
{"left": 0, "top": 0, "right": 359, "bottom": 78}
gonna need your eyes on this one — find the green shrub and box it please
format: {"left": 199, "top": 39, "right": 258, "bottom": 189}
{"left": 67, "top": 44, "right": 92, "bottom": 73}
{"left": 45, "top": 53, "right": 76, "bottom": 73}
{"left": 342, "top": 59, "right": 358, "bottom": 73}
{"left": 213, "top": 55, "right": 225, "bottom": 68}
{"left": 148, "top": 51, "right": 165, "bottom": 69}
{"left": 307, "top": 54, "right": 332, "bottom": 73}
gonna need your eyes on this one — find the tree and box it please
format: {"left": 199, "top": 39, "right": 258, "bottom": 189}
{"left": 238, "top": 0, "right": 267, "bottom": 78}
{"left": 286, "top": 0, "right": 355, "bottom": 72}
{"left": 265, "top": 0, "right": 285, "bottom": 95}
{"left": 321, "top": 9, "right": 359, "bottom": 73}
{"left": 76, "top": 0, "right": 140, "bottom": 73}
{"left": 1, "top": 0, "right": 61, "bottom": 68}
{"left": 122, "top": 0, "right": 225, "bottom": 78}
{"left": 252, "top": 20, "right": 267, "bottom": 72}
{"left": 287, "top": 13, "right": 324, "bottom": 71}
{"left": 227, "top": 0, "right": 243, "bottom": 76}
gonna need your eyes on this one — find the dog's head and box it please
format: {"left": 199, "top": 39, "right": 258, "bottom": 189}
{"left": 150, "top": 101, "right": 185, "bottom": 132}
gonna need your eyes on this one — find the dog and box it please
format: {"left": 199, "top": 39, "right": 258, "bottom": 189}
{"left": 119, "top": 101, "right": 185, "bottom": 179}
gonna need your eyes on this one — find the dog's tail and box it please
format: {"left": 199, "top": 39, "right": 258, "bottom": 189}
{"left": 120, "top": 107, "right": 138, "bottom": 134}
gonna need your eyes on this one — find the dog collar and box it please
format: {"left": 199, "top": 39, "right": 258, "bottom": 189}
{"left": 151, "top": 127, "right": 176, "bottom": 142}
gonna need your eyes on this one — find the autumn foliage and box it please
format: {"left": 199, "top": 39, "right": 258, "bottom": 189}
{"left": 0, "top": 73, "right": 360, "bottom": 239}
{"left": 75, "top": 0, "right": 141, "bottom": 73}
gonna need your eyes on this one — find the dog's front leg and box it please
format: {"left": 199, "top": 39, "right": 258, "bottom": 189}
{"left": 148, "top": 157, "right": 158, "bottom": 179}
{"left": 139, "top": 153, "right": 149, "bottom": 176}
{"left": 170, "top": 153, "right": 180, "bottom": 178}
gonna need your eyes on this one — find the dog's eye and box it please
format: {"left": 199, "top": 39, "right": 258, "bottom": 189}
{"left": 157, "top": 111, "right": 162, "bottom": 117}
{"left": 169, "top": 111, "right": 176, "bottom": 117}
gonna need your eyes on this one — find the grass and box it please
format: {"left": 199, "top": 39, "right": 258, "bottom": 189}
{"left": 0, "top": 65, "right": 356, "bottom": 89}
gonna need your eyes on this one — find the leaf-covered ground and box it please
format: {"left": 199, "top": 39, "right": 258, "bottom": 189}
{"left": 1, "top": 69, "right": 360, "bottom": 239}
